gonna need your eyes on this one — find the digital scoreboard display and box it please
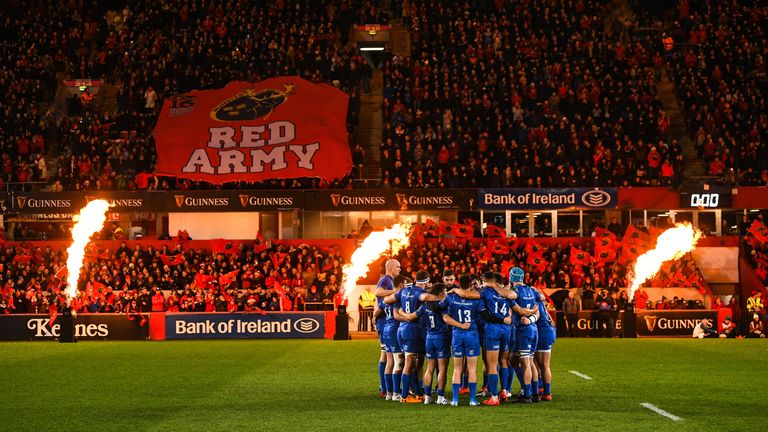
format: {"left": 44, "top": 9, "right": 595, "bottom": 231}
{"left": 679, "top": 186, "right": 732, "bottom": 208}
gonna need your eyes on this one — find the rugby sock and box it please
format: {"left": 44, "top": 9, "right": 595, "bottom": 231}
{"left": 543, "top": 382, "right": 551, "bottom": 396}
{"left": 424, "top": 384, "right": 432, "bottom": 398}
{"left": 411, "top": 372, "right": 419, "bottom": 393}
{"left": 523, "top": 383, "right": 532, "bottom": 398}
{"left": 385, "top": 374, "right": 393, "bottom": 394}
{"left": 461, "top": 373, "right": 468, "bottom": 389}
{"left": 499, "top": 368, "right": 509, "bottom": 393}
{"left": 488, "top": 374, "right": 499, "bottom": 396}
{"left": 538, "top": 377, "right": 543, "bottom": 391}
{"left": 482, "top": 371, "right": 488, "bottom": 390}
{"left": 418, "top": 378, "right": 424, "bottom": 396}
{"left": 401, "top": 373, "right": 411, "bottom": 399}
{"left": 505, "top": 367, "right": 513, "bottom": 391}
{"left": 394, "top": 373, "right": 402, "bottom": 395}
{"left": 378, "top": 362, "right": 386, "bottom": 392}
{"left": 531, "top": 379, "right": 539, "bottom": 397}
{"left": 452, "top": 384, "right": 460, "bottom": 403}
{"left": 468, "top": 383, "right": 477, "bottom": 403}
{"left": 514, "top": 367, "right": 523, "bottom": 388}
{"left": 437, "top": 388, "right": 445, "bottom": 397}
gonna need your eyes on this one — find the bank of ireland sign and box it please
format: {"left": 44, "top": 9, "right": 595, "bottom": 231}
{"left": 478, "top": 188, "right": 617, "bottom": 210}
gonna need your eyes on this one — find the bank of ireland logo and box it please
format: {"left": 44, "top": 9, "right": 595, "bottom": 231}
{"left": 582, "top": 189, "right": 612, "bottom": 207}
{"left": 644, "top": 315, "right": 658, "bottom": 332}
{"left": 294, "top": 318, "right": 321, "bottom": 334}
{"left": 210, "top": 84, "right": 294, "bottom": 122}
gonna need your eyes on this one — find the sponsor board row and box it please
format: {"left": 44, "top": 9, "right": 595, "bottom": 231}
{"left": 165, "top": 313, "right": 325, "bottom": 339}
{"left": 0, "top": 314, "right": 149, "bottom": 341}
{"left": 0, "top": 188, "right": 619, "bottom": 214}
{"left": 0, "top": 313, "right": 325, "bottom": 341}
{"left": 558, "top": 310, "right": 717, "bottom": 337}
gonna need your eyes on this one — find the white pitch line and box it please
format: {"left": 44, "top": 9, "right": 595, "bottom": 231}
{"left": 641, "top": 403, "right": 683, "bottom": 421}
{"left": 568, "top": 370, "right": 593, "bottom": 380}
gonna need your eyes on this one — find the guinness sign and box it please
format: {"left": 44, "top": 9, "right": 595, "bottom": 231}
{"left": 636, "top": 310, "right": 717, "bottom": 336}
{"left": 306, "top": 189, "right": 471, "bottom": 211}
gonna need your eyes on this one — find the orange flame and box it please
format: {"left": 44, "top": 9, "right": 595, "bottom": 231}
{"left": 628, "top": 223, "right": 702, "bottom": 300}
{"left": 341, "top": 223, "right": 411, "bottom": 300}
{"left": 65, "top": 200, "right": 111, "bottom": 302}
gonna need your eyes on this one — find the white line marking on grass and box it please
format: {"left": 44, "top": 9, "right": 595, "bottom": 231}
{"left": 568, "top": 370, "right": 593, "bottom": 380}
{"left": 641, "top": 403, "right": 683, "bottom": 421}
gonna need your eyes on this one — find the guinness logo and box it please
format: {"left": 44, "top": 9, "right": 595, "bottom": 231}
{"left": 16, "top": 196, "right": 27, "bottom": 209}
{"left": 239, "top": 195, "right": 249, "bottom": 207}
{"left": 174, "top": 195, "right": 185, "bottom": 208}
{"left": 644, "top": 315, "right": 658, "bottom": 332}
{"left": 331, "top": 194, "right": 341, "bottom": 207}
{"left": 396, "top": 194, "right": 408, "bottom": 210}
{"left": 210, "top": 85, "right": 294, "bottom": 122}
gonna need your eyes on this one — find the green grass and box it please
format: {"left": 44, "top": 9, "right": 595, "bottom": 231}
{"left": 0, "top": 339, "right": 765, "bottom": 431}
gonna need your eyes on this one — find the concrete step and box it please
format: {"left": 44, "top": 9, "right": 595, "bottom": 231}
{"left": 655, "top": 67, "right": 706, "bottom": 178}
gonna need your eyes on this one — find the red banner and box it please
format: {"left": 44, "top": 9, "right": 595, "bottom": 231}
{"left": 154, "top": 77, "right": 351, "bottom": 184}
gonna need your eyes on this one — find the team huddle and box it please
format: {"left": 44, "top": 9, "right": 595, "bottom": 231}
{"left": 373, "top": 259, "right": 556, "bottom": 406}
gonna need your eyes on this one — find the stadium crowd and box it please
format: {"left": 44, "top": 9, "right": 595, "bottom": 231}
{"left": 0, "top": 218, "right": 713, "bottom": 316}
{"left": 664, "top": 0, "right": 768, "bottom": 185}
{"left": 0, "top": 237, "right": 347, "bottom": 315}
{"left": 0, "top": 1, "right": 61, "bottom": 190}
{"left": 2, "top": 0, "right": 766, "bottom": 190}
{"left": 3, "top": 0, "right": 372, "bottom": 191}
{"left": 380, "top": 0, "right": 682, "bottom": 189}
{"left": 394, "top": 227, "right": 708, "bottom": 311}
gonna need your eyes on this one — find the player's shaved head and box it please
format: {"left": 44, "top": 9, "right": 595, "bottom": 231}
{"left": 385, "top": 259, "right": 401, "bottom": 276}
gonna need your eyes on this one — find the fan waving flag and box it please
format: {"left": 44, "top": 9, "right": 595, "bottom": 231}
{"left": 154, "top": 77, "right": 351, "bottom": 184}
{"left": 570, "top": 247, "right": 593, "bottom": 267}
{"left": 748, "top": 220, "right": 768, "bottom": 244}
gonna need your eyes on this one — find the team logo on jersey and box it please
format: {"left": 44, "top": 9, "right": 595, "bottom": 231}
{"left": 581, "top": 189, "right": 612, "bottom": 207}
{"left": 210, "top": 84, "right": 294, "bottom": 122}
{"left": 644, "top": 315, "right": 658, "bottom": 332}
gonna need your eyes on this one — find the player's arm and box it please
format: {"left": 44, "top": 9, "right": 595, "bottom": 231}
{"left": 497, "top": 288, "right": 519, "bottom": 300}
{"left": 375, "top": 286, "right": 393, "bottom": 297}
{"left": 448, "top": 288, "right": 481, "bottom": 299}
{"left": 442, "top": 313, "right": 470, "bottom": 330}
{"left": 512, "top": 303, "right": 538, "bottom": 325}
{"left": 419, "top": 292, "right": 442, "bottom": 302}
{"left": 373, "top": 306, "right": 384, "bottom": 319}
{"left": 383, "top": 293, "right": 397, "bottom": 304}
{"left": 394, "top": 308, "right": 417, "bottom": 322}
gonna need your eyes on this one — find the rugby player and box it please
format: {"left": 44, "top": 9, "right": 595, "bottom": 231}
{"left": 375, "top": 259, "right": 403, "bottom": 401}
{"left": 384, "top": 271, "right": 441, "bottom": 403}
{"left": 417, "top": 283, "right": 450, "bottom": 404}
{"left": 534, "top": 289, "right": 556, "bottom": 401}
{"left": 440, "top": 274, "right": 485, "bottom": 406}
{"left": 508, "top": 267, "right": 541, "bottom": 404}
